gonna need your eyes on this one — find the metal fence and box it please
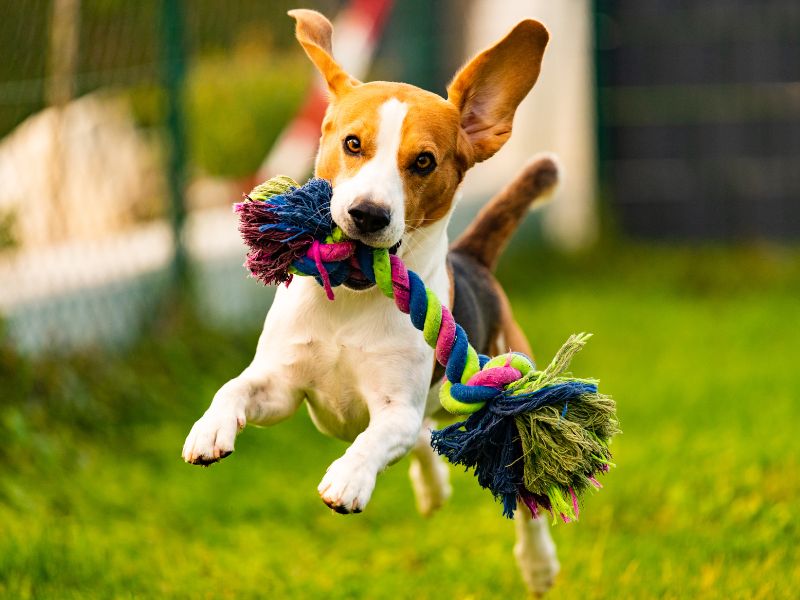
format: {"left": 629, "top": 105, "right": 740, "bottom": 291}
{"left": 0, "top": 0, "right": 467, "bottom": 355}
{"left": 7, "top": 0, "right": 796, "bottom": 356}
{"left": 0, "top": 0, "right": 336, "bottom": 353}
{"left": 596, "top": 0, "right": 800, "bottom": 240}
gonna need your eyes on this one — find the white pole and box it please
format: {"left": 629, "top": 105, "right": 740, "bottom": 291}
{"left": 47, "top": 0, "right": 81, "bottom": 242}
{"left": 460, "top": 0, "right": 598, "bottom": 250}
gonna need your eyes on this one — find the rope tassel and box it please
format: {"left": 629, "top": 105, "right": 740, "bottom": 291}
{"left": 236, "top": 176, "right": 620, "bottom": 520}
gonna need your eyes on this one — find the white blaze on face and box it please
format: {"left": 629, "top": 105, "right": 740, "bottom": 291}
{"left": 331, "top": 98, "right": 408, "bottom": 247}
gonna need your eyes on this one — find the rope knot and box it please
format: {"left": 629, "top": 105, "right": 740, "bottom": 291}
{"left": 440, "top": 352, "right": 536, "bottom": 415}
{"left": 306, "top": 239, "right": 356, "bottom": 299}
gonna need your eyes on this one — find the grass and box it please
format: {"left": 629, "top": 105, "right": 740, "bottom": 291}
{"left": 1, "top": 243, "right": 799, "bottom": 599}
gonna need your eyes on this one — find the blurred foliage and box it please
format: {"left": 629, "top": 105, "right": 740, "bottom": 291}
{"left": 1, "top": 244, "right": 799, "bottom": 597}
{"left": 0, "top": 300, "right": 253, "bottom": 449}
{"left": 185, "top": 49, "right": 308, "bottom": 178}
{"left": 0, "top": 0, "right": 338, "bottom": 152}
{"left": 130, "top": 46, "right": 309, "bottom": 178}
{"left": 0, "top": 0, "right": 49, "bottom": 139}
{"left": 0, "top": 208, "right": 17, "bottom": 250}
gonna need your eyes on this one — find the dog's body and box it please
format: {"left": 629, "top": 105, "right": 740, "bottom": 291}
{"left": 183, "top": 9, "right": 561, "bottom": 594}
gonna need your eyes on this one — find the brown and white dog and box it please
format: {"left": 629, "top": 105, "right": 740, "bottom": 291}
{"left": 183, "top": 9, "right": 560, "bottom": 594}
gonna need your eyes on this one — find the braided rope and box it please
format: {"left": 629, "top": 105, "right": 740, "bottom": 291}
{"left": 288, "top": 231, "right": 533, "bottom": 416}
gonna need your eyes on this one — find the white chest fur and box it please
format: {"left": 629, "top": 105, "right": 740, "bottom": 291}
{"left": 256, "top": 219, "right": 451, "bottom": 442}
{"left": 261, "top": 279, "right": 426, "bottom": 440}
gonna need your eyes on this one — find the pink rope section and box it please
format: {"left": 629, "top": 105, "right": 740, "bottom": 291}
{"left": 435, "top": 308, "right": 456, "bottom": 366}
{"left": 317, "top": 241, "right": 356, "bottom": 261}
{"left": 308, "top": 240, "right": 356, "bottom": 300}
{"left": 569, "top": 487, "right": 580, "bottom": 521}
{"left": 466, "top": 365, "right": 522, "bottom": 389}
{"left": 309, "top": 241, "right": 333, "bottom": 300}
{"left": 389, "top": 255, "right": 410, "bottom": 313}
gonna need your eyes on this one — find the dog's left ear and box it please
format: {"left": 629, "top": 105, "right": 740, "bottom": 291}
{"left": 288, "top": 9, "right": 359, "bottom": 97}
{"left": 448, "top": 20, "right": 549, "bottom": 164}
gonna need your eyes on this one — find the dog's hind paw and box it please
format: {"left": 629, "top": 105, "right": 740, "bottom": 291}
{"left": 409, "top": 455, "right": 451, "bottom": 517}
{"left": 514, "top": 540, "right": 560, "bottom": 596}
{"left": 318, "top": 456, "right": 376, "bottom": 514}
{"left": 182, "top": 410, "right": 245, "bottom": 466}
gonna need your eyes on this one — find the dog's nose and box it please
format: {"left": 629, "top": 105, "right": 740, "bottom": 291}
{"left": 348, "top": 201, "right": 391, "bottom": 234}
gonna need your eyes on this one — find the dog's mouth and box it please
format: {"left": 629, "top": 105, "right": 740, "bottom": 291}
{"left": 342, "top": 240, "right": 401, "bottom": 291}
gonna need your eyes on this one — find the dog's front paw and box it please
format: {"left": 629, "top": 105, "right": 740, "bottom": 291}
{"left": 182, "top": 409, "right": 245, "bottom": 466}
{"left": 317, "top": 456, "right": 376, "bottom": 514}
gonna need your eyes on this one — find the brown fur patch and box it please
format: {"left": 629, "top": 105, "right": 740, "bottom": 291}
{"left": 314, "top": 82, "right": 469, "bottom": 230}
{"left": 488, "top": 278, "right": 533, "bottom": 359}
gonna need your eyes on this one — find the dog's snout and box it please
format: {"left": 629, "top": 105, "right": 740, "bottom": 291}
{"left": 348, "top": 200, "right": 391, "bottom": 234}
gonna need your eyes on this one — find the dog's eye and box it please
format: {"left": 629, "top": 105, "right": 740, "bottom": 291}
{"left": 413, "top": 152, "right": 436, "bottom": 174}
{"left": 344, "top": 135, "right": 361, "bottom": 155}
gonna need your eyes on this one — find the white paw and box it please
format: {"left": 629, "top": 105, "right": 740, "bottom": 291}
{"left": 409, "top": 457, "right": 452, "bottom": 517}
{"left": 317, "top": 456, "right": 376, "bottom": 514}
{"left": 182, "top": 409, "right": 245, "bottom": 466}
{"left": 514, "top": 541, "right": 560, "bottom": 596}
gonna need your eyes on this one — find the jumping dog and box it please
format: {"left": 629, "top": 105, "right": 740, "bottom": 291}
{"left": 183, "top": 9, "right": 560, "bottom": 593}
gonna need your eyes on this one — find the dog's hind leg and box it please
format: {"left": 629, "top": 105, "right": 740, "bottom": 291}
{"left": 409, "top": 420, "right": 452, "bottom": 516}
{"left": 514, "top": 507, "right": 560, "bottom": 595}
{"left": 491, "top": 293, "right": 560, "bottom": 594}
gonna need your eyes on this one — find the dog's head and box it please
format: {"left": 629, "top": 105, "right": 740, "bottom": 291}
{"left": 289, "top": 9, "right": 548, "bottom": 252}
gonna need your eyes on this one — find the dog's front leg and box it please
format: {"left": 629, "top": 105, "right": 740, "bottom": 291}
{"left": 181, "top": 364, "right": 301, "bottom": 465}
{"left": 318, "top": 395, "right": 425, "bottom": 514}
{"left": 182, "top": 321, "right": 303, "bottom": 466}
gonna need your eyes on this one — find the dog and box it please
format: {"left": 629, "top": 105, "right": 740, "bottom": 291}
{"left": 183, "top": 9, "right": 560, "bottom": 594}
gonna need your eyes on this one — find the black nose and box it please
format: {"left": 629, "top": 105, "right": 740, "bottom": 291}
{"left": 348, "top": 201, "right": 391, "bottom": 234}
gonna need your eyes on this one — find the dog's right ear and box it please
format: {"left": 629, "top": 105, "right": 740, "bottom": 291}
{"left": 288, "top": 9, "right": 359, "bottom": 97}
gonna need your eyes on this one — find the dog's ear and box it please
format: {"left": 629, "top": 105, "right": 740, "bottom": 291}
{"left": 288, "top": 9, "right": 359, "bottom": 97}
{"left": 447, "top": 20, "right": 549, "bottom": 164}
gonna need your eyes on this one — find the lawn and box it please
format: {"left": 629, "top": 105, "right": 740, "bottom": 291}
{"left": 1, "top": 243, "right": 798, "bottom": 599}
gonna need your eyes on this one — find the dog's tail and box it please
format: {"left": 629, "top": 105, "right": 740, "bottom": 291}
{"left": 450, "top": 154, "right": 559, "bottom": 272}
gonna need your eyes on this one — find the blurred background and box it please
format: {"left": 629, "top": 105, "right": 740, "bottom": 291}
{"left": 1, "top": 1, "right": 798, "bottom": 598}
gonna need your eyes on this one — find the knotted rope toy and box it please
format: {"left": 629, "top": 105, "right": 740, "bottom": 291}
{"left": 236, "top": 176, "right": 619, "bottom": 520}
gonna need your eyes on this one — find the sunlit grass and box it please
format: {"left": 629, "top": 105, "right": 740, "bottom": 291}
{"left": 1, "top": 243, "right": 799, "bottom": 598}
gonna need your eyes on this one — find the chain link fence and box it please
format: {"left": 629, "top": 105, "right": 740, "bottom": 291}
{"left": 1, "top": 0, "right": 472, "bottom": 354}
{"left": 596, "top": 0, "right": 800, "bottom": 240}
{"left": 5, "top": 1, "right": 798, "bottom": 355}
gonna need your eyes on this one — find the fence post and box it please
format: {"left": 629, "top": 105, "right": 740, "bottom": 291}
{"left": 160, "top": 0, "right": 188, "bottom": 285}
{"left": 47, "top": 0, "right": 80, "bottom": 243}
{"left": 390, "top": 0, "right": 443, "bottom": 93}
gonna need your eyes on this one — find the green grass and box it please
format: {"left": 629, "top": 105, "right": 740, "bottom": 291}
{"left": 2, "top": 243, "right": 799, "bottom": 599}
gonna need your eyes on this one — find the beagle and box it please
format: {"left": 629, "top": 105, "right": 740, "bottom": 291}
{"left": 183, "top": 9, "right": 560, "bottom": 594}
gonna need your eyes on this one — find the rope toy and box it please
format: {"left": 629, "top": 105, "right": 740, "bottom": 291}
{"left": 236, "top": 176, "right": 620, "bottom": 520}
